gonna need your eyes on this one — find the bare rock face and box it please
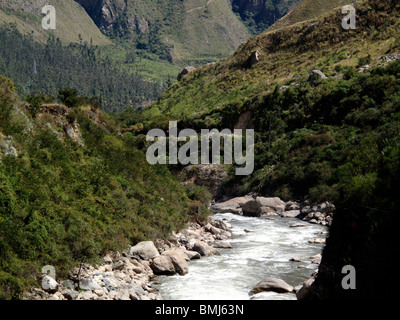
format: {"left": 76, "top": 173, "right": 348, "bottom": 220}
{"left": 183, "top": 164, "right": 228, "bottom": 199}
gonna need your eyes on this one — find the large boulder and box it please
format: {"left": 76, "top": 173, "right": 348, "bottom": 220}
{"left": 192, "top": 241, "right": 220, "bottom": 257}
{"left": 129, "top": 241, "right": 160, "bottom": 260}
{"left": 241, "top": 197, "right": 286, "bottom": 217}
{"left": 241, "top": 199, "right": 262, "bottom": 217}
{"left": 150, "top": 250, "right": 189, "bottom": 276}
{"left": 257, "top": 197, "right": 286, "bottom": 212}
{"left": 150, "top": 256, "right": 176, "bottom": 275}
{"left": 211, "top": 196, "right": 253, "bottom": 214}
{"left": 161, "top": 250, "right": 189, "bottom": 275}
{"left": 250, "top": 277, "right": 294, "bottom": 295}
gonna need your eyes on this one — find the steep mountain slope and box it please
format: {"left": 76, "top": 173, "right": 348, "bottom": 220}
{"left": 135, "top": 0, "right": 398, "bottom": 121}
{"left": 76, "top": 0, "right": 252, "bottom": 65}
{"left": 0, "top": 0, "right": 111, "bottom": 45}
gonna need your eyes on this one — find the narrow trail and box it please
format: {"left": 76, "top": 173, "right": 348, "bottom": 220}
{"left": 186, "top": 0, "right": 215, "bottom": 14}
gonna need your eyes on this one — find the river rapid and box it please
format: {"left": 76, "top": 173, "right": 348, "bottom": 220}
{"left": 155, "top": 213, "right": 327, "bottom": 300}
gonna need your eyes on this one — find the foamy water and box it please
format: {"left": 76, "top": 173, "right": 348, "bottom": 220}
{"left": 155, "top": 213, "right": 327, "bottom": 300}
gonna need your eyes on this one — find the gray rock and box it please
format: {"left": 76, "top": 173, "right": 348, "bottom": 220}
{"left": 257, "top": 197, "right": 286, "bottom": 212}
{"left": 212, "top": 241, "right": 232, "bottom": 249}
{"left": 290, "top": 223, "right": 307, "bottom": 228}
{"left": 62, "top": 289, "right": 79, "bottom": 300}
{"left": 280, "top": 210, "right": 301, "bottom": 218}
{"left": 102, "top": 277, "right": 121, "bottom": 288}
{"left": 309, "top": 69, "right": 328, "bottom": 82}
{"left": 79, "top": 279, "right": 101, "bottom": 291}
{"left": 250, "top": 277, "right": 294, "bottom": 295}
{"left": 184, "top": 250, "right": 201, "bottom": 260}
{"left": 211, "top": 196, "right": 252, "bottom": 214}
{"left": 112, "top": 260, "right": 125, "bottom": 271}
{"left": 308, "top": 238, "right": 326, "bottom": 244}
{"left": 161, "top": 250, "right": 189, "bottom": 275}
{"left": 150, "top": 255, "right": 176, "bottom": 275}
{"left": 129, "top": 241, "right": 160, "bottom": 260}
{"left": 192, "top": 241, "right": 220, "bottom": 257}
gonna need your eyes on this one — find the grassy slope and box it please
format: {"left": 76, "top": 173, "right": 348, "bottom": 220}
{"left": 0, "top": 0, "right": 111, "bottom": 46}
{"left": 135, "top": 0, "right": 399, "bottom": 124}
{"left": 269, "top": 0, "right": 359, "bottom": 31}
{"left": 168, "top": 0, "right": 251, "bottom": 64}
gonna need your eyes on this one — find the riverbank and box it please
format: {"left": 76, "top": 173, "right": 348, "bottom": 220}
{"left": 26, "top": 217, "right": 232, "bottom": 300}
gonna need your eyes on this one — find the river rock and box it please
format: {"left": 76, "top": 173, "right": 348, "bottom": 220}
{"left": 79, "top": 279, "right": 102, "bottom": 291}
{"left": 257, "top": 197, "right": 286, "bottom": 212}
{"left": 184, "top": 250, "right": 201, "bottom": 260}
{"left": 290, "top": 257, "right": 302, "bottom": 262}
{"left": 130, "top": 241, "right": 160, "bottom": 260}
{"left": 41, "top": 276, "right": 59, "bottom": 293}
{"left": 211, "top": 241, "right": 232, "bottom": 249}
{"left": 250, "top": 277, "right": 294, "bottom": 295}
{"left": 211, "top": 196, "right": 253, "bottom": 214}
{"left": 280, "top": 210, "right": 301, "bottom": 218}
{"left": 181, "top": 229, "right": 202, "bottom": 240}
{"left": 242, "top": 197, "right": 286, "bottom": 216}
{"left": 310, "top": 253, "right": 322, "bottom": 264}
{"left": 290, "top": 223, "right": 307, "bottom": 228}
{"left": 209, "top": 218, "right": 232, "bottom": 231}
{"left": 62, "top": 289, "right": 79, "bottom": 300}
{"left": 192, "top": 241, "right": 220, "bottom": 257}
{"left": 161, "top": 250, "right": 189, "bottom": 275}
{"left": 241, "top": 199, "right": 262, "bottom": 217}
{"left": 308, "top": 238, "right": 326, "bottom": 244}
{"left": 150, "top": 255, "right": 176, "bottom": 275}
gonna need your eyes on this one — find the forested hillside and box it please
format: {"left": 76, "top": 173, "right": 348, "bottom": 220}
{"left": 0, "top": 25, "right": 161, "bottom": 113}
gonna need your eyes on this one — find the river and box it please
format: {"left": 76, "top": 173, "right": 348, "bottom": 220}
{"left": 154, "top": 212, "right": 327, "bottom": 300}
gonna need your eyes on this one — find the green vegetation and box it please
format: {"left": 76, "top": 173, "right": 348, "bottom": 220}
{"left": 0, "top": 76, "right": 211, "bottom": 299}
{"left": 0, "top": 25, "right": 163, "bottom": 113}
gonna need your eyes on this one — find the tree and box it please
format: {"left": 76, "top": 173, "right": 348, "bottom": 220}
{"left": 58, "top": 88, "right": 79, "bottom": 108}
